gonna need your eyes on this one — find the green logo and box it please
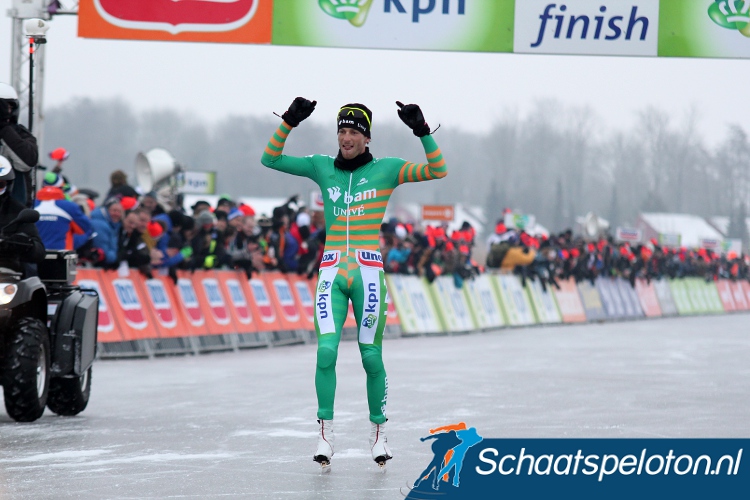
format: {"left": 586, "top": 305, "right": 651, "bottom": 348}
{"left": 708, "top": 0, "right": 750, "bottom": 37}
{"left": 362, "top": 313, "right": 377, "bottom": 328}
{"left": 319, "top": 0, "right": 373, "bottom": 27}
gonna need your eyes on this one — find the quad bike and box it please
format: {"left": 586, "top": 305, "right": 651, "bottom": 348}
{"left": 0, "top": 209, "right": 99, "bottom": 422}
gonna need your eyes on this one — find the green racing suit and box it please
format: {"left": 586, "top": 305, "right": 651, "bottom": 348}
{"left": 261, "top": 120, "right": 447, "bottom": 424}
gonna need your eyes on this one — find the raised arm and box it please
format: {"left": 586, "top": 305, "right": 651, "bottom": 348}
{"left": 395, "top": 102, "right": 447, "bottom": 184}
{"left": 260, "top": 97, "right": 318, "bottom": 179}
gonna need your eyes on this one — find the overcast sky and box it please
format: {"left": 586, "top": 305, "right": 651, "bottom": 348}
{"left": 2, "top": 1, "right": 749, "bottom": 147}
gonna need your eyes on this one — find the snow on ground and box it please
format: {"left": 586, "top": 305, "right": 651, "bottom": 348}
{"left": 2, "top": 314, "right": 749, "bottom": 499}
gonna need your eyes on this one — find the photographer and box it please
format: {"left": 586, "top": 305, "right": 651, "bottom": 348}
{"left": 0, "top": 157, "right": 44, "bottom": 272}
{"left": 0, "top": 83, "right": 39, "bottom": 207}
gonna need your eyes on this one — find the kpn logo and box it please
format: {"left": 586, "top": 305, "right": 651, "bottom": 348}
{"left": 319, "top": 0, "right": 373, "bottom": 27}
{"left": 709, "top": 0, "right": 750, "bottom": 37}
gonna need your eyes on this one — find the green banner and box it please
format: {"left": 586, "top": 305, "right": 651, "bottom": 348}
{"left": 273, "top": 0, "right": 515, "bottom": 52}
{"left": 659, "top": 0, "right": 750, "bottom": 58}
{"left": 669, "top": 279, "right": 696, "bottom": 315}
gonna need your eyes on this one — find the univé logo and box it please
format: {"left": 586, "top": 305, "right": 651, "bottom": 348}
{"left": 709, "top": 0, "right": 750, "bottom": 37}
{"left": 320, "top": 0, "right": 466, "bottom": 26}
{"left": 94, "top": 0, "right": 260, "bottom": 34}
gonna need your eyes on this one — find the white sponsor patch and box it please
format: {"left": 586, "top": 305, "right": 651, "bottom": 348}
{"left": 358, "top": 265, "right": 381, "bottom": 345}
{"left": 315, "top": 267, "right": 338, "bottom": 335}
{"left": 320, "top": 250, "right": 340, "bottom": 269}
{"left": 355, "top": 249, "right": 383, "bottom": 269}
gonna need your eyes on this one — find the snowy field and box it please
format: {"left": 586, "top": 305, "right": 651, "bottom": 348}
{"left": 2, "top": 314, "right": 749, "bottom": 499}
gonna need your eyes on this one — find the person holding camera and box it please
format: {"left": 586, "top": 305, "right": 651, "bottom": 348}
{"left": 261, "top": 98, "right": 447, "bottom": 470}
{"left": 0, "top": 83, "right": 39, "bottom": 207}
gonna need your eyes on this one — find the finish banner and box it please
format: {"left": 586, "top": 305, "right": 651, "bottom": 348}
{"left": 272, "top": 0, "right": 514, "bottom": 52}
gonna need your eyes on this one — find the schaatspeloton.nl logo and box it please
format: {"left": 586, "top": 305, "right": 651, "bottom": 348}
{"left": 709, "top": 0, "right": 750, "bottom": 37}
{"left": 319, "top": 0, "right": 373, "bottom": 27}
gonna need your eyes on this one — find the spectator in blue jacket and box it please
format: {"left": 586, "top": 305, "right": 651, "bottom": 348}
{"left": 34, "top": 173, "right": 92, "bottom": 250}
{"left": 91, "top": 198, "right": 124, "bottom": 267}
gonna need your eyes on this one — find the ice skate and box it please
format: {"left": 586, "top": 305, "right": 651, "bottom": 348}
{"left": 370, "top": 421, "right": 393, "bottom": 470}
{"left": 313, "top": 419, "right": 334, "bottom": 473}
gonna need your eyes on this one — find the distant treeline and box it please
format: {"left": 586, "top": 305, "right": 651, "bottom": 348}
{"left": 44, "top": 98, "right": 750, "bottom": 238}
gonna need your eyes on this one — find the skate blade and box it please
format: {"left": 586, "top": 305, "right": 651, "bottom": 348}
{"left": 314, "top": 456, "right": 331, "bottom": 473}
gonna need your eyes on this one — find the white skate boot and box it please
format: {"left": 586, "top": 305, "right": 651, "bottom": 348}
{"left": 314, "top": 419, "right": 334, "bottom": 473}
{"left": 370, "top": 421, "right": 393, "bottom": 470}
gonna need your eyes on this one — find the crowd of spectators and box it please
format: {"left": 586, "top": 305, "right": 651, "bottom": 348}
{"left": 31, "top": 151, "right": 750, "bottom": 289}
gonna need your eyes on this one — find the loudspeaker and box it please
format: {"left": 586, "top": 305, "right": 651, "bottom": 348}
{"left": 135, "top": 148, "right": 179, "bottom": 192}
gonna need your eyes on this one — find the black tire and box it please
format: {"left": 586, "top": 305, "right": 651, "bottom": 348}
{"left": 2, "top": 317, "right": 50, "bottom": 422}
{"left": 47, "top": 367, "right": 92, "bottom": 416}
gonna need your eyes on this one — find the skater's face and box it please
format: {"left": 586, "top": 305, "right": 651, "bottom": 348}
{"left": 338, "top": 128, "right": 369, "bottom": 160}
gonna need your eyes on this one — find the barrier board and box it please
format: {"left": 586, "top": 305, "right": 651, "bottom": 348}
{"left": 526, "top": 279, "right": 562, "bottom": 324}
{"left": 192, "top": 270, "right": 238, "bottom": 334}
{"left": 105, "top": 270, "right": 161, "bottom": 340}
{"left": 143, "top": 275, "right": 190, "bottom": 337}
{"left": 616, "top": 279, "right": 644, "bottom": 318}
{"left": 742, "top": 282, "right": 750, "bottom": 310}
{"left": 263, "top": 272, "right": 305, "bottom": 331}
{"left": 699, "top": 280, "right": 725, "bottom": 314}
{"left": 552, "top": 278, "right": 587, "bottom": 323}
{"left": 731, "top": 281, "right": 749, "bottom": 311}
{"left": 384, "top": 284, "right": 400, "bottom": 327}
{"left": 715, "top": 280, "right": 737, "bottom": 313}
{"left": 492, "top": 274, "right": 535, "bottom": 326}
{"left": 577, "top": 280, "right": 607, "bottom": 321}
{"left": 175, "top": 271, "right": 209, "bottom": 333}
{"left": 634, "top": 279, "right": 663, "bottom": 318}
{"left": 684, "top": 278, "right": 710, "bottom": 314}
{"left": 464, "top": 274, "right": 506, "bottom": 329}
{"left": 76, "top": 268, "right": 123, "bottom": 343}
{"left": 386, "top": 274, "right": 420, "bottom": 334}
{"left": 217, "top": 271, "right": 258, "bottom": 334}
{"left": 669, "top": 280, "right": 695, "bottom": 315}
{"left": 405, "top": 276, "right": 443, "bottom": 334}
{"left": 287, "top": 275, "right": 317, "bottom": 331}
{"left": 653, "top": 279, "right": 678, "bottom": 316}
{"left": 431, "top": 276, "right": 475, "bottom": 332}
{"left": 596, "top": 277, "right": 625, "bottom": 319}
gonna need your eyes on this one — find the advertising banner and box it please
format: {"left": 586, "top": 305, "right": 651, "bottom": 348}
{"left": 742, "top": 281, "right": 750, "bottom": 308}
{"left": 76, "top": 268, "right": 123, "bottom": 343}
{"left": 247, "top": 277, "right": 280, "bottom": 329}
{"left": 634, "top": 278, "right": 663, "bottom": 317}
{"left": 653, "top": 279, "right": 678, "bottom": 316}
{"left": 552, "top": 278, "right": 587, "bottom": 323}
{"left": 386, "top": 275, "right": 420, "bottom": 334}
{"left": 422, "top": 205, "right": 455, "bottom": 222}
{"left": 669, "top": 279, "right": 696, "bottom": 315}
{"left": 193, "top": 270, "right": 238, "bottom": 334}
{"left": 287, "top": 275, "right": 317, "bottom": 331}
{"left": 700, "top": 280, "right": 725, "bottom": 313}
{"left": 464, "top": 274, "right": 506, "bottom": 330}
{"left": 217, "top": 271, "right": 258, "bottom": 334}
{"left": 409, "top": 277, "right": 443, "bottom": 334}
{"left": 175, "top": 272, "right": 208, "bottom": 334}
{"left": 105, "top": 270, "right": 160, "bottom": 340}
{"left": 685, "top": 278, "right": 710, "bottom": 314}
{"left": 616, "top": 227, "right": 643, "bottom": 243}
{"left": 263, "top": 272, "right": 305, "bottom": 331}
{"left": 659, "top": 0, "right": 750, "bottom": 58}
{"left": 178, "top": 172, "right": 217, "bottom": 195}
{"left": 143, "top": 276, "right": 189, "bottom": 337}
{"left": 431, "top": 276, "right": 475, "bottom": 332}
{"left": 78, "top": 0, "right": 273, "bottom": 44}
{"left": 493, "top": 275, "right": 535, "bottom": 326}
{"left": 616, "top": 278, "right": 644, "bottom": 318}
{"left": 514, "top": 0, "right": 660, "bottom": 56}
{"left": 526, "top": 280, "right": 562, "bottom": 324}
{"left": 273, "top": 0, "right": 515, "bottom": 53}
{"left": 577, "top": 280, "right": 607, "bottom": 321}
{"left": 715, "top": 279, "right": 737, "bottom": 312}
{"left": 596, "top": 277, "right": 625, "bottom": 319}
{"left": 731, "top": 281, "right": 749, "bottom": 310}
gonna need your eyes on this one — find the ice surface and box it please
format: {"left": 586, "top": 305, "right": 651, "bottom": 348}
{"left": 2, "top": 314, "right": 750, "bottom": 499}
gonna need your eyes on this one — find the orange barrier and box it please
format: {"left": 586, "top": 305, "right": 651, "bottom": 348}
{"left": 246, "top": 277, "right": 282, "bottom": 331}
{"left": 142, "top": 274, "right": 191, "bottom": 338}
{"left": 191, "top": 270, "right": 238, "bottom": 335}
{"left": 552, "top": 278, "right": 587, "bottom": 323}
{"left": 634, "top": 278, "right": 663, "bottom": 318}
{"left": 730, "top": 281, "right": 749, "bottom": 311}
{"left": 102, "top": 270, "right": 162, "bottom": 340}
{"left": 262, "top": 272, "right": 305, "bottom": 331}
{"left": 75, "top": 268, "right": 124, "bottom": 343}
{"left": 715, "top": 280, "right": 737, "bottom": 312}
{"left": 740, "top": 282, "right": 750, "bottom": 310}
{"left": 287, "top": 274, "right": 317, "bottom": 331}
{"left": 216, "top": 271, "right": 257, "bottom": 334}
{"left": 174, "top": 271, "right": 209, "bottom": 336}
{"left": 385, "top": 288, "right": 400, "bottom": 326}
{"left": 344, "top": 302, "right": 357, "bottom": 329}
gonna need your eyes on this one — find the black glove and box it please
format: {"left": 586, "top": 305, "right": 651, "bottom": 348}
{"left": 396, "top": 101, "right": 431, "bottom": 137}
{"left": 0, "top": 100, "right": 10, "bottom": 125}
{"left": 282, "top": 97, "right": 317, "bottom": 128}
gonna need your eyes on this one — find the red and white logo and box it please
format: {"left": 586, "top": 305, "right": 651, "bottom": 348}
{"left": 177, "top": 278, "right": 205, "bottom": 327}
{"left": 356, "top": 249, "right": 383, "bottom": 269}
{"left": 145, "top": 279, "right": 177, "bottom": 328}
{"left": 78, "top": 279, "right": 114, "bottom": 333}
{"left": 201, "top": 278, "right": 231, "bottom": 325}
{"left": 249, "top": 279, "right": 275, "bottom": 323}
{"left": 94, "top": 0, "right": 260, "bottom": 34}
{"left": 273, "top": 279, "right": 300, "bottom": 322}
{"left": 112, "top": 279, "right": 148, "bottom": 330}
{"left": 320, "top": 250, "right": 340, "bottom": 269}
{"left": 294, "top": 281, "right": 315, "bottom": 322}
{"left": 225, "top": 279, "right": 252, "bottom": 325}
